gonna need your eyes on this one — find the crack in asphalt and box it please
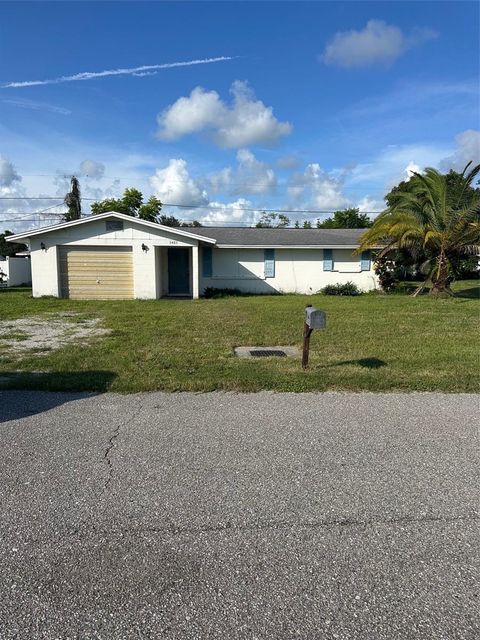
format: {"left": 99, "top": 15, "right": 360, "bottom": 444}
{"left": 128, "top": 513, "right": 479, "bottom": 537}
{"left": 103, "top": 424, "right": 121, "bottom": 492}
{"left": 99, "top": 397, "right": 144, "bottom": 496}
{"left": 15, "top": 512, "right": 479, "bottom": 546}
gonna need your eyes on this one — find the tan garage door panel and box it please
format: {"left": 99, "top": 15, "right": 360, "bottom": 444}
{"left": 59, "top": 246, "right": 134, "bottom": 299}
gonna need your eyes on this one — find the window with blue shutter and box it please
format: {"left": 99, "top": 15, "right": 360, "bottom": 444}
{"left": 202, "top": 247, "right": 212, "bottom": 277}
{"left": 264, "top": 249, "right": 275, "bottom": 278}
{"left": 323, "top": 248, "right": 333, "bottom": 271}
{"left": 360, "top": 250, "right": 371, "bottom": 271}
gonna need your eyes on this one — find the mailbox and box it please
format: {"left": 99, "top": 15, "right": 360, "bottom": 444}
{"left": 305, "top": 306, "right": 326, "bottom": 330}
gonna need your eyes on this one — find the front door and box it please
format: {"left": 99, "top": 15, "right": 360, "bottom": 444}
{"left": 167, "top": 248, "right": 190, "bottom": 295}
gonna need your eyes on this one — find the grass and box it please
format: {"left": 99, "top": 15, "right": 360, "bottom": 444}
{"left": 0, "top": 280, "right": 478, "bottom": 393}
{"left": 0, "top": 330, "right": 29, "bottom": 342}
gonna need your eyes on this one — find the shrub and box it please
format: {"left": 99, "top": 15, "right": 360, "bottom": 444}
{"left": 374, "top": 255, "right": 397, "bottom": 292}
{"left": 203, "top": 287, "right": 283, "bottom": 299}
{"left": 203, "top": 287, "right": 246, "bottom": 298}
{"left": 321, "top": 282, "right": 362, "bottom": 296}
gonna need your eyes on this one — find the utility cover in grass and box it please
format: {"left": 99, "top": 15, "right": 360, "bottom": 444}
{"left": 235, "top": 346, "right": 300, "bottom": 358}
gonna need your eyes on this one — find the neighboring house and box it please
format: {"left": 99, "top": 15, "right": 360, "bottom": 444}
{"left": 0, "top": 255, "right": 32, "bottom": 287}
{"left": 7, "top": 212, "right": 376, "bottom": 299}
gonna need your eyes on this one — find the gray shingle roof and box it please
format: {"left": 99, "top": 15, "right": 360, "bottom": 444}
{"left": 192, "top": 227, "right": 366, "bottom": 247}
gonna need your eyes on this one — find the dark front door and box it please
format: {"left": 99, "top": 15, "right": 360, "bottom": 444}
{"left": 168, "top": 248, "right": 190, "bottom": 295}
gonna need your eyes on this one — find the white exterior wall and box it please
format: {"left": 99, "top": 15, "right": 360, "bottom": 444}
{"left": 27, "top": 218, "right": 199, "bottom": 298}
{"left": 200, "top": 248, "right": 377, "bottom": 294}
{"left": 0, "top": 257, "right": 32, "bottom": 286}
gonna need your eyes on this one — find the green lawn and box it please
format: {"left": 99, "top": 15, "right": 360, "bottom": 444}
{"left": 0, "top": 281, "right": 479, "bottom": 393}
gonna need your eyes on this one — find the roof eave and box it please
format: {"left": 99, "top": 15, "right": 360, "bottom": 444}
{"left": 215, "top": 244, "right": 361, "bottom": 249}
{"left": 6, "top": 211, "right": 217, "bottom": 244}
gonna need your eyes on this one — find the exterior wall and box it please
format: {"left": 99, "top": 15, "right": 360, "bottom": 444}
{"left": 0, "top": 257, "right": 32, "bottom": 286}
{"left": 27, "top": 218, "right": 199, "bottom": 298}
{"left": 200, "top": 248, "right": 377, "bottom": 294}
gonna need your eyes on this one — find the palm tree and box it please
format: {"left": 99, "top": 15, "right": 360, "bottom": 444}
{"left": 358, "top": 163, "right": 480, "bottom": 296}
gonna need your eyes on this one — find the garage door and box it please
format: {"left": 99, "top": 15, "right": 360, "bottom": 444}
{"left": 59, "top": 246, "right": 134, "bottom": 299}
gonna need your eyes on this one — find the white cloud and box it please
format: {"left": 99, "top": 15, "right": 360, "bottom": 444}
{"left": 2, "top": 57, "right": 235, "bottom": 89}
{"left": 2, "top": 98, "right": 71, "bottom": 115}
{"left": 320, "top": 20, "right": 438, "bottom": 68}
{"left": 147, "top": 156, "right": 268, "bottom": 225}
{"left": 79, "top": 159, "right": 105, "bottom": 180}
{"left": 199, "top": 198, "right": 258, "bottom": 226}
{"left": 209, "top": 166, "right": 233, "bottom": 194}
{"left": 0, "top": 155, "right": 21, "bottom": 187}
{"left": 276, "top": 155, "right": 301, "bottom": 170}
{"left": 210, "top": 148, "right": 276, "bottom": 195}
{"left": 347, "top": 142, "right": 450, "bottom": 192}
{"left": 404, "top": 161, "right": 422, "bottom": 180}
{"left": 157, "top": 87, "right": 225, "bottom": 141}
{"left": 439, "top": 129, "right": 480, "bottom": 172}
{"left": 288, "top": 163, "right": 350, "bottom": 210}
{"left": 149, "top": 159, "right": 208, "bottom": 207}
{"left": 157, "top": 81, "right": 292, "bottom": 148}
{"left": 356, "top": 195, "right": 383, "bottom": 214}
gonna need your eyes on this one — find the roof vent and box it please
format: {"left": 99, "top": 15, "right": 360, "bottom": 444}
{"left": 106, "top": 220, "right": 123, "bottom": 231}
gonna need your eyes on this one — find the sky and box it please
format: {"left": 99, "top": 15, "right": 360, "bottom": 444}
{"left": 0, "top": 0, "right": 479, "bottom": 231}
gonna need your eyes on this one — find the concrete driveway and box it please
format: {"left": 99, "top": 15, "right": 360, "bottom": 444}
{"left": 0, "top": 391, "right": 478, "bottom": 639}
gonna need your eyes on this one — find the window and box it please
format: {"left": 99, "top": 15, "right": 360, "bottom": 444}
{"left": 264, "top": 249, "right": 275, "bottom": 278}
{"left": 202, "top": 247, "right": 212, "bottom": 277}
{"left": 360, "top": 250, "right": 371, "bottom": 271}
{"left": 323, "top": 248, "right": 333, "bottom": 271}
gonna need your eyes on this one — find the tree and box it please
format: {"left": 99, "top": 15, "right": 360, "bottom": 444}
{"left": 158, "top": 214, "right": 202, "bottom": 227}
{"left": 0, "top": 230, "right": 27, "bottom": 257}
{"left": 138, "top": 196, "right": 163, "bottom": 222}
{"left": 385, "top": 168, "right": 479, "bottom": 210}
{"left": 64, "top": 176, "right": 82, "bottom": 221}
{"left": 91, "top": 188, "right": 203, "bottom": 226}
{"left": 91, "top": 188, "right": 162, "bottom": 221}
{"left": 158, "top": 214, "right": 183, "bottom": 227}
{"left": 256, "top": 212, "right": 290, "bottom": 228}
{"left": 316, "top": 208, "right": 372, "bottom": 229}
{"left": 302, "top": 220, "right": 312, "bottom": 228}
{"left": 384, "top": 169, "right": 480, "bottom": 283}
{"left": 358, "top": 163, "right": 480, "bottom": 296}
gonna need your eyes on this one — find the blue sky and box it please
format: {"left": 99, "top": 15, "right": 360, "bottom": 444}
{"left": 0, "top": 1, "right": 479, "bottom": 230}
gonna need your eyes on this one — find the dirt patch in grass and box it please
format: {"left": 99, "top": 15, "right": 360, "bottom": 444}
{"left": 0, "top": 313, "right": 110, "bottom": 356}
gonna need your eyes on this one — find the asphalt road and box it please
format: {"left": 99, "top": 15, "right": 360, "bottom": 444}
{"left": 0, "top": 391, "right": 478, "bottom": 640}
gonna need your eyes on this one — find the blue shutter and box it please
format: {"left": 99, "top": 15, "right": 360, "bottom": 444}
{"left": 360, "top": 250, "right": 371, "bottom": 271}
{"left": 323, "top": 248, "right": 333, "bottom": 271}
{"left": 264, "top": 249, "right": 275, "bottom": 278}
{"left": 202, "top": 247, "right": 212, "bottom": 278}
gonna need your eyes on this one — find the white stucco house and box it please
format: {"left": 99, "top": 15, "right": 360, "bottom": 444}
{"left": 7, "top": 212, "right": 377, "bottom": 299}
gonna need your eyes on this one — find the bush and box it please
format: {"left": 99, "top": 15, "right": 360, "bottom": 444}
{"left": 374, "top": 255, "right": 397, "bottom": 292}
{"left": 203, "top": 287, "right": 283, "bottom": 299}
{"left": 321, "top": 282, "right": 362, "bottom": 296}
{"left": 203, "top": 287, "right": 246, "bottom": 298}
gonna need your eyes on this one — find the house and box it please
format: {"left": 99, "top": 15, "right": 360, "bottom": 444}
{"left": 0, "top": 255, "right": 32, "bottom": 287}
{"left": 7, "top": 211, "right": 377, "bottom": 299}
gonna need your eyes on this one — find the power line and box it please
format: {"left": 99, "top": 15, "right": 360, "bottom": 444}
{"left": 161, "top": 203, "right": 382, "bottom": 214}
{"left": 0, "top": 197, "right": 382, "bottom": 215}
{"left": 1, "top": 219, "right": 65, "bottom": 223}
